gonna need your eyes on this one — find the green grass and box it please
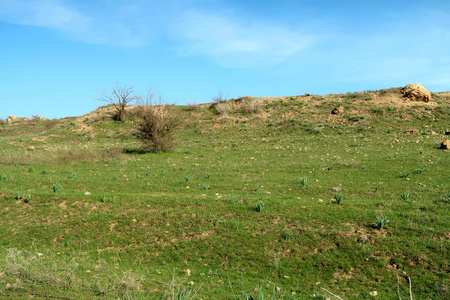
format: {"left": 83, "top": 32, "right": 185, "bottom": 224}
{"left": 0, "top": 93, "right": 449, "bottom": 299}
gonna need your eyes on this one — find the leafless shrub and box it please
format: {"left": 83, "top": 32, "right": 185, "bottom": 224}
{"left": 99, "top": 83, "right": 140, "bottom": 121}
{"left": 212, "top": 92, "right": 227, "bottom": 103}
{"left": 31, "top": 114, "right": 40, "bottom": 120}
{"left": 186, "top": 101, "right": 201, "bottom": 111}
{"left": 236, "top": 100, "right": 262, "bottom": 114}
{"left": 136, "top": 88, "right": 156, "bottom": 108}
{"left": 85, "top": 115, "right": 100, "bottom": 125}
{"left": 137, "top": 102, "right": 181, "bottom": 153}
{"left": 215, "top": 102, "right": 231, "bottom": 116}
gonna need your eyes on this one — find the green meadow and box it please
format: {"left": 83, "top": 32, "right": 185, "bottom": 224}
{"left": 0, "top": 90, "right": 449, "bottom": 299}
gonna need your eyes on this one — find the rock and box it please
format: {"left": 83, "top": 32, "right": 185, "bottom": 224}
{"left": 8, "top": 115, "right": 16, "bottom": 121}
{"left": 445, "top": 130, "right": 450, "bottom": 135}
{"left": 28, "top": 146, "right": 35, "bottom": 151}
{"left": 401, "top": 83, "right": 431, "bottom": 102}
{"left": 331, "top": 187, "right": 342, "bottom": 192}
{"left": 39, "top": 116, "right": 46, "bottom": 120}
{"left": 84, "top": 191, "right": 91, "bottom": 195}
{"left": 440, "top": 140, "right": 449, "bottom": 149}
{"left": 404, "top": 129, "right": 419, "bottom": 134}
{"left": 331, "top": 106, "right": 344, "bottom": 115}
{"left": 370, "top": 291, "right": 378, "bottom": 296}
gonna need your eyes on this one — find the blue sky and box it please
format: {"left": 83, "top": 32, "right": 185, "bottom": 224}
{"left": 1, "top": 0, "right": 449, "bottom": 118}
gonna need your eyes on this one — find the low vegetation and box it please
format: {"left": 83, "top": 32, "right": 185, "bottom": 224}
{"left": 0, "top": 88, "right": 449, "bottom": 299}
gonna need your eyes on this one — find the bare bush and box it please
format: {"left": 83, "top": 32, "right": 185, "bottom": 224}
{"left": 215, "top": 102, "right": 231, "bottom": 116}
{"left": 212, "top": 92, "right": 227, "bottom": 103}
{"left": 99, "top": 83, "right": 139, "bottom": 121}
{"left": 236, "top": 100, "right": 262, "bottom": 114}
{"left": 136, "top": 88, "right": 156, "bottom": 108}
{"left": 137, "top": 103, "right": 181, "bottom": 153}
{"left": 186, "top": 101, "right": 201, "bottom": 111}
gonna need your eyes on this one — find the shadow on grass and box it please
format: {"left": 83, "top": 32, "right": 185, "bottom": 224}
{"left": 122, "top": 147, "right": 149, "bottom": 155}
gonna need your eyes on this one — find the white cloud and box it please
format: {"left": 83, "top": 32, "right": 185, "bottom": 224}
{"left": 0, "top": 0, "right": 90, "bottom": 32}
{"left": 172, "top": 10, "right": 315, "bottom": 68}
{"left": 0, "top": 0, "right": 151, "bottom": 47}
{"left": 0, "top": 1, "right": 315, "bottom": 63}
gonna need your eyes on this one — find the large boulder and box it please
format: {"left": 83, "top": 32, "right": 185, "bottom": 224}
{"left": 401, "top": 84, "right": 431, "bottom": 103}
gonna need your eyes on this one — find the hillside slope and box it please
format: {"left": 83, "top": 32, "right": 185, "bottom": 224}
{"left": 0, "top": 87, "right": 449, "bottom": 299}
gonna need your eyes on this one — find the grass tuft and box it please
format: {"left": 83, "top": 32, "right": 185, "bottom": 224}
{"left": 333, "top": 193, "right": 346, "bottom": 204}
{"left": 254, "top": 201, "right": 265, "bottom": 212}
{"left": 400, "top": 192, "right": 410, "bottom": 202}
{"left": 52, "top": 183, "right": 62, "bottom": 193}
{"left": 282, "top": 231, "right": 294, "bottom": 240}
{"left": 375, "top": 214, "right": 390, "bottom": 230}
{"left": 299, "top": 177, "right": 308, "bottom": 187}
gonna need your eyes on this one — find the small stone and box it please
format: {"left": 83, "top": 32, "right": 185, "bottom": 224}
{"left": 317, "top": 199, "right": 323, "bottom": 203}
{"left": 331, "top": 187, "right": 342, "bottom": 192}
{"left": 404, "top": 129, "right": 419, "bottom": 134}
{"left": 185, "top": 269, "right": 192, "bottom": 276}
{"left": 84, "top": 191, "right": 91, "bottom": 195}
{"left": 331, "top": 106, "right": 344, "bottom": 115}
{"left": 28, "top": 146, "right": 35, "bottom": 150}
{"left": 370, "top": 291, "right": 378, "bottom": 296}
{"left": 188, "top": 281, "right": 194, "bottom": 286}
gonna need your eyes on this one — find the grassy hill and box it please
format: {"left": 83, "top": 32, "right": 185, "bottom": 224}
{"left": 0, "top": 88, "right": 449, "bottom": 299}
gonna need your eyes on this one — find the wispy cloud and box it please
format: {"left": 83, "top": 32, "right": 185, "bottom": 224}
{"left": 0, "top": 1, "right": 315, "bottom": 66}
{"left": 0, "top": 0, "right": 152, "bottom": 47}
{"left": 172, "top": 10, "right": 315, "bottom": 68}
{"left": 0, "top": 0, "right": 90, "bottom": 34}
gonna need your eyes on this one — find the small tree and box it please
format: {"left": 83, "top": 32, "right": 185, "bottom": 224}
{"left": 136, "top": 94, "right": 181, "bottom": 153}
{"left": 99, "top": 83, "right": 139, "bottom": 121}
